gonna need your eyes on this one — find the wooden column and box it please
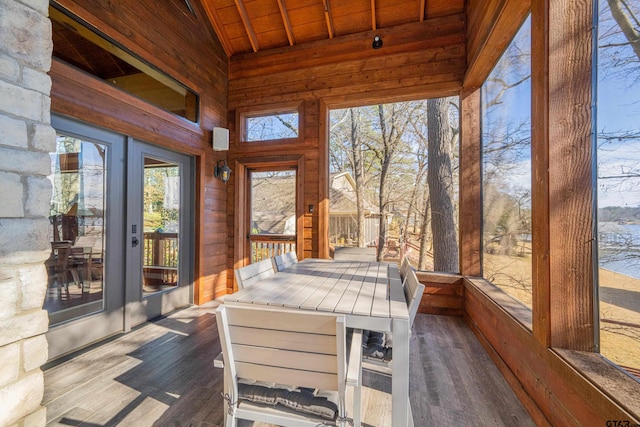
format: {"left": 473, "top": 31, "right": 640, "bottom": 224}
{"left": 319, "top": 100, "right": 330, "bottom": 259}
{"left": 532, "top": 0, "right": 595, "bottom": 350}
{"left": 459, "top": 87, "right": 482, "bottom": 277}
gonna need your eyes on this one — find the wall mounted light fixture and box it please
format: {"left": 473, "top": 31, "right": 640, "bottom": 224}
{"left": 214, "top": 159, "right": 232, "bottom": 183}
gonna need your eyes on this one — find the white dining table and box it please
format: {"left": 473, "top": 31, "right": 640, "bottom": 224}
{"left": 224, "top": 258, "right": 411, "bottom": 426}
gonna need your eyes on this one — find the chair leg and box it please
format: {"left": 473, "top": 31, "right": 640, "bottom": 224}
{"left": 353, "top": 365, "right": 362, "bottom": 427}
{"left": 353, "top": 382, "right": 361, "bottom": 427}
{"left": 56, "top": 272, "right": 70, "bottom": 298}
{"left": 408, "top": 400, "right": 414, "bottom": 427}
{"left": 71, "top": 268, "right": 81, "bottom": 288}
{"left": 221, "top": 367, "right": 237, "bottom": 427}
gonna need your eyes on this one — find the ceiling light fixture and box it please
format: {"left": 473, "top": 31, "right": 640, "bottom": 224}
{"left": 372, "top": 35, "right": 383, "bottom": 49}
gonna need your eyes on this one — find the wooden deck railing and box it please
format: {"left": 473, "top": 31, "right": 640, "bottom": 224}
{"left": 144, "top": 232, "right": 179, "bottom": 267}
{"left": 143, "top": 232, "right": 179, "bottom": 287}
{"left": 250, "top": 234, "right": 296, "bottom": 262}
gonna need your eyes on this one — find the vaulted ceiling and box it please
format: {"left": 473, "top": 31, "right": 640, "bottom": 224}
{"left": 199, "top": 0, "right": 465, "bottom": 57}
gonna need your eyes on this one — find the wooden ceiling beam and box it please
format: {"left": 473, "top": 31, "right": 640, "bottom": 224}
{"left": 277, "top": 0, "right": 295, "bottom": 46}
{"left": 323, "top": 0, "right": 335, "bottom": 39}
{"left": 200, "top": 0, "right": 233, "bottom": 57}
{"left": 230, "top": 14, "right": 465, "bottom": 79}
{"left": 234, "top": 0, "right": 260, "bottom": 52}
{"left": 420, "top": 0, "right": 426, "bottom": 21}
{"left": 371, "top": 0, "right": 377, "bottom": 30}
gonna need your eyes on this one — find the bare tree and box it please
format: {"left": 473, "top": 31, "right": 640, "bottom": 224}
{"left": 404, "top": 107, "right": 429, "bottom": 248}
{"left": 350, "top": 109, "right": 366, "bottom": 247}
{"left": 427, "top": 97, "right": 459, "bottom": 272}
{"left": 367, "top": 104, "right": 411, "bottom": 261}
{"left": 418, "top": 192, "right": 432, "bottom": 270}
{"left": 604, "top": 0, "right": 640, "bottom": 70}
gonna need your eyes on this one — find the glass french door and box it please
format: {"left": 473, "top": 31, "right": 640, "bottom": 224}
{"left": 125, "top": 141, "right": 193, "bottom": 329}
{"left": 46, "top": 116, "right": 193, "bottom": 360}
{"left": 46, "top": 116, "right": 126, "bottom": 360}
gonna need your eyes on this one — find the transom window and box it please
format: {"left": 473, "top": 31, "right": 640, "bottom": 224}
{"left": 50, "top": 5, "right": 199, "bottom": 123}
{"left": 240, "top": 106, "right": 300, "bottom": 142}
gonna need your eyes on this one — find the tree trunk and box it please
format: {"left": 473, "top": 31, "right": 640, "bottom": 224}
{"left": 426, "top": 98, "right": 459, "bottom": 272}
{"left": 350, "top": 109, "right": 366, "bottom": 247}
{"left": 376, "top": 105, "right": 391, "bottom": 262}
{"left": 418, "top": 194, "right": 430, "bottom": 270}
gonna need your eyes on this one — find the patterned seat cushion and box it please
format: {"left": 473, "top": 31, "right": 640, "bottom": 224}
{"left": 237, "top": 380, "right": 338, "bottom": 420}
{"left": 361, "top": 329, "right": 393, "bottom": 361}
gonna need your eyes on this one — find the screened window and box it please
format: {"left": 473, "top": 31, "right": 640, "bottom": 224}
{"left": 242, "top": 110, "right": 299, "bottom": 142}
{"left": 481, "top": 16, "right": 532, "bottom": 308}
{"left": 596, "top": 0, "right": 640, "bottom": 374}
{"left": 329, "top": 98, "right": 459, "bottom": 270}
{"left": 249, "top": 170, "right": 297, "bottom": 262}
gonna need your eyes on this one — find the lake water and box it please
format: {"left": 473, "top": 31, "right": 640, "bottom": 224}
{"left": 598, "top": 222, "right": 640, "bottom": 279}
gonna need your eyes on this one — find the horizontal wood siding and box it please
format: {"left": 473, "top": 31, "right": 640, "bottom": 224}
{"left": 415, "top": 271, "right": 464, "bottom": 316}
{"left": 226, "top": 13, "right": 466, "bottom": 291}
{"left": 50, "top": 0, "right": 229, "bottom": 303}
{"left": 229, "top": 15, "right": 465, "bottom": 106}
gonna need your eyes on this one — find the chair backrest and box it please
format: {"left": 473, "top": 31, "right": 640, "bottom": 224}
{"left": 216, "top": 305, "right": 351, "bottom": 424}
{"left": 234, "top": 258, "right": 275, "bottom": 290}
{"left": 217, "top": 305, "right": 346, "bottom": 392}
{"left": 272, "top": 251, "right": 298, "bottom": 272}
{"left": 399, "top": 256, "right": 412, "bottom": 281}
{"left": 403, "top": 268, "right": 425, "bottom": 327}
{"left": 54, "top": 246, "right": 71, "bottom": 272}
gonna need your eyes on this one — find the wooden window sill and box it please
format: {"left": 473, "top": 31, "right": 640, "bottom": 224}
{"left": 554, "top": 348, "right": 640, "bottom": 419}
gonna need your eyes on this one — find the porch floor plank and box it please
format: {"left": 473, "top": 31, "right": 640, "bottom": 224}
{"left": 43, "top": 301, "right": 534, "bottom": 426}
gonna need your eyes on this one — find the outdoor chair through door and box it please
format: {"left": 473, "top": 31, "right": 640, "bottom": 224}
{"left": 272, "top": 251, "right": 298, "bottom": 272}
{"left": 233, "top": 258, "right": 275, "bottom": 290}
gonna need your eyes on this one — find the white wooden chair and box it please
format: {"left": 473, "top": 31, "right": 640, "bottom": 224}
{"left": 233, "top": 258, "right": 275, "bottom": 290}
{"left": 399, "top": 255, "right": 412, "bottom": 282}
{"left": 216, "top": 305, "right": 362, "bottom": 426}
{"left": 403, "top": 267, "right": 425, "bottom": 329}
{"left": 359, "top": 264, "right": 424, "bottom": 427}
{"left": 272, "top": 251, "right": 298, "bottom": 272}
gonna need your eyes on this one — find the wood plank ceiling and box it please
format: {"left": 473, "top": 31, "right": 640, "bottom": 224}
{"left": 200, "top": 0, "right": 464, "bottom": 57}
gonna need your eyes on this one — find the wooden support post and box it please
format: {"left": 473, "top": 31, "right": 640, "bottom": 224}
{"left": 459, "top": 88, "right": 482, "bottom": 277}
{"left": 532, "top": 0, "right": 595, "bottom": 350}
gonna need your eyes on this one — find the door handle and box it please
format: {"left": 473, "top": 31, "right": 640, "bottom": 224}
{"left": 132, "top": 237, "right": 139, "bottom": 247}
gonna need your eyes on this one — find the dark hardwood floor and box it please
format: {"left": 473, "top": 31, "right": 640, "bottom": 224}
{"left": 43, "top": 301, "right": 535, "bottom": 426}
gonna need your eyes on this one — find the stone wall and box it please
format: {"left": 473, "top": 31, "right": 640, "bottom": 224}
{"left": 0, "top": 0, "right": 53, "bottom": 425}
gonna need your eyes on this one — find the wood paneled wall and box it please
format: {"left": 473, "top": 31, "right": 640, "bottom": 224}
{"left": 415, "top": 272, "right": 464, "bottom": 316}
{"left": 50, "top": 0, "right": 229, "bottom": 303}
{"left": 225, "top": 13, "right": 467, "bottom": 292}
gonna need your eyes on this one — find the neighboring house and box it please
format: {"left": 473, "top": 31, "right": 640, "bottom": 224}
{"left": 250, "top": 171, "right": 381, "bottom": 245}
{"left": 250, "top": 173, "right": 297, "bottom": 235}
{"left": 329, "top": 172, "right": 380, "bottom": 247}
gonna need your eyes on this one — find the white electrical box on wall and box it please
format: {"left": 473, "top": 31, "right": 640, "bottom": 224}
{"left": 212, "top": 127, "right": 229, "bottom": 151}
